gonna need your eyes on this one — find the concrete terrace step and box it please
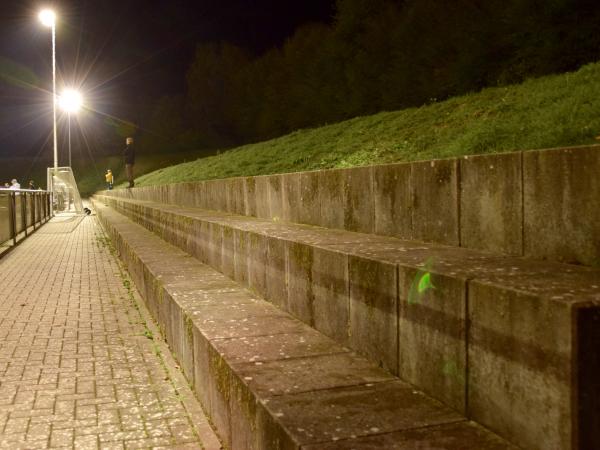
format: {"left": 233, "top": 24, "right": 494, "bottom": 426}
{"left": 93, "top": 193, "right": 600, "bottom": 450}
{"left": 101, "top": 146, "right": 600, "bottom": 266}
{"left": 92, "top": 200, "right": 515, "bottom": 450}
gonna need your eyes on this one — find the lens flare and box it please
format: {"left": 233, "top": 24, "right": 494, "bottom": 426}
{"left": 59, "top": 89, "right": 83, "bottom": 113}
{"left": 38, "top": 9, "right": 56, "bottom": 27}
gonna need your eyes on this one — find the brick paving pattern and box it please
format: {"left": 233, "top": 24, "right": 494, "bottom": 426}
{"left": 0, "top": 215, "right": 215, "bottom": 449}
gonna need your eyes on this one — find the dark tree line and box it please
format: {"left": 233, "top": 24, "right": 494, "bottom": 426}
{"left": 139, "top": 0, "right": 600, "bottom": 154}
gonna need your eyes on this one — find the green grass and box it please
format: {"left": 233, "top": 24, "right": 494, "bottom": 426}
{"left": 131, "top": 61, "right": 600, "bottom": 188}
{"left": 76, "top": 150, "right": 204, "bottom": 196}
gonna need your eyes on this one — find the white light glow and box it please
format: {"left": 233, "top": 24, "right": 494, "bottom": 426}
{"left": 38, "top": 9, "right": 56, "bottom": 27}
{"left": 59, "top": 89, "right": 83, "bottom": 113}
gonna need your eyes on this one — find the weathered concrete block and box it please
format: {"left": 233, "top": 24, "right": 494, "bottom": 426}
{"left": 171, "top": 182, "right": 195, "bottom": 207}
{"left": 205, "top": 179, "right": 219, "bottom": 211}
{"left": 158, "top": 185, "right": 168, "bottom": 204}
{"left": 348, "top": 255, "right": 398, "bottom": 374}
{"left": 265, "top": 236, "right": 287, "bottom": 309}
{"left": 282, "top": 173, "right": 301, "bottom": 223}
{"left": 221, "top": 226, "right": 235, "bottom": 279}
{"left": 524, "top": 146, "right": 600, "bottom": 266}
{"left": 312, "top": 248, "right": 350, "bottom": 346}
{"left": 373, "top": 162, "right": 412, "bottom": 239}
{"left": 344, "top": 166, "right": 375, "bottom": 233}
{"left": 303, "top": 421, "right": 518, "bottom": 449}
{"left": 174, "top": 214, "right": 194, "bottom": 250}
{"left": 206, "top": 222, "right": 223, "bottom": 272}
{"left": 244, "top": 177, "right": 257, "bottom": 217}
{"left": 286, "top": 242, "right": 314, "bottom": 325}
{"left": 254, "top": 176, "right": 270, "bottom": 220}
{"left": 179, "top": 309, "right": 196, "bottom": 389}
{"left": 461, "top": 152, "right": 522, "bottom": 255}
{"left": 233, "top": 352, "right": 393, "bottom": 398}
{"left": 467, "top": 282, "right": 573, "bottom": 450}
{"left": 248, "top": 233, "right": 268, "bottom": 299}
{"left": 211, "top": 327, "right": 342, "bottom": 365}
{"left": 226, "top": 177, "right": 245, "bottom": 215}
{"left": 193, "top": 303, "right": 305, "bottom": 341}
{"left": 186, "top": 219, "right": 206, "bottom": 263}
{"left": 192, "top": 326, "right": 212, "bottom": 413}
{"left": 167, "top": 293, "right": 185, "bottom": 369}
{"left": 142, "top": 265, "right": 158, "bottom": 319}
{"left": 229, "top": 371, "right": 259, "bottom": 450}
{"left": 267, "top": 175, "right": 284, "bottom": 221}
{"left": 194, "top": 181, "right": 207, "bottom": 209}
{"left": 398, "top": 266, "right": 467, "bottom": 413}
{"left": 299, "top": 171, "right": 321, "bottom": 226}
{"left": 411, "top": 158, "right": 459, "bottom": 246}
{"left": 217, "top": 179, "right": 230, "bottom": 212}
{"left": 256, "top": 380, "right": 462, "bottom": 448}
{"left": 318, "top": 169, "right": 345, "bottom": 229}
{"left": 166, "top": 184, "right": 177, "bottom": 205}
{"left": 207, "top": 343, "right": 233, "bottom": 448}
{"left": 233, "top": 229, "right": 250, "bottom": 285}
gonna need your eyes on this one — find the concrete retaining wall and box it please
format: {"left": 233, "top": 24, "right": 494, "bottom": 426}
{"left": 94, "top": 193, "right": 600, "bottom": 450}
{"left": 103, "top": 145, "right": 600, "bottom": 266}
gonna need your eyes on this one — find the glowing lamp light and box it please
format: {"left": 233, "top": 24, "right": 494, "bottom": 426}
{"left": 59, "top": 89, "right": 83, "bottom": 113}
{"left": 38, "top": 9, "right": 56, "bottom": 27}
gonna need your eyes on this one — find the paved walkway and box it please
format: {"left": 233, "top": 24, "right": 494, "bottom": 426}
{"left": 0, "top": 215, "right": 221, "bottom": 449}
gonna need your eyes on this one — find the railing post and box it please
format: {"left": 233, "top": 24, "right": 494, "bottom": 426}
{"left": 33, "top": 193, "right": 37, "bottom": 230}
{"left": 21, "top": 193, "right": 27, "bottom": 237}
{"left": 31, "top": 192, "right": 40, "bottom": 230}
{"left": 8, "top": 192, "right": 16, "bottom": 246}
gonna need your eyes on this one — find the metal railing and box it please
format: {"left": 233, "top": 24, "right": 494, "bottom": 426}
{"left": 0, "top": 189, "right": 52, "bottom": 247}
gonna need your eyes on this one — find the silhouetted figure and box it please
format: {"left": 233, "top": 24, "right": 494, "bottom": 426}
{"left": 123, "top": 137, "right": 135, "bottom": 188}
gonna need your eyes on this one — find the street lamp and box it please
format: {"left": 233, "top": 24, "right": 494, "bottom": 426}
{"left": 58, "top": 89, "right": 83, "bottom": 167}
{"left": 38, "top": 9, "right": 57, "bottom": 169}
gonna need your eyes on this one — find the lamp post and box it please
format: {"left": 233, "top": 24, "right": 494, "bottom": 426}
{"left": 38, "top": 9, "right": 57, "bottom": 170}
{"left": 58, "top": 89, "right": 83, "bottom": 167}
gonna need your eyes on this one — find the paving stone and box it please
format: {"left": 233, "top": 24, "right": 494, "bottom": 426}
{"left": 0, "top": 215, "right": 218, "bottom": 449}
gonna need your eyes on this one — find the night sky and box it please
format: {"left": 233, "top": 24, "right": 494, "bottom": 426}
{"left": 0, "top": 0, "right": 336, "bottom": 160}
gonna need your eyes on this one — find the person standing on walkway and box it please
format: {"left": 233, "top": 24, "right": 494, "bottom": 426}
{"left": 105, "top": 169, "right": 114, "bottom": 190}
{"left": 123, "top": 137, "right": 135, "bottom": 188}
{"left": 9, "top": 179, "right": 20, "bottom": 190}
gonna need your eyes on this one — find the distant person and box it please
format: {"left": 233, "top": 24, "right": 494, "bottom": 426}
{"left": 123, "top": 137, "right": 135, "bottom": 188}
{"left": 8, "top": 179, "right": 20, "bottom": 195}
{"left": 28, "top": 180, "right": 37, "bottom": 190}
{"left": 2, "top": 182, "right": 8, "bottom": 189}
{"left": 105, "top": 169, "right": 114, "bottom": 190}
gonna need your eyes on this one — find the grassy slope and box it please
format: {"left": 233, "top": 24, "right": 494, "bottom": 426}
{"left": 76, "top": 150, "right": 203, "bottom": 196}
{"left": 132, "top": 62, "right": 600, "bottom": 187}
